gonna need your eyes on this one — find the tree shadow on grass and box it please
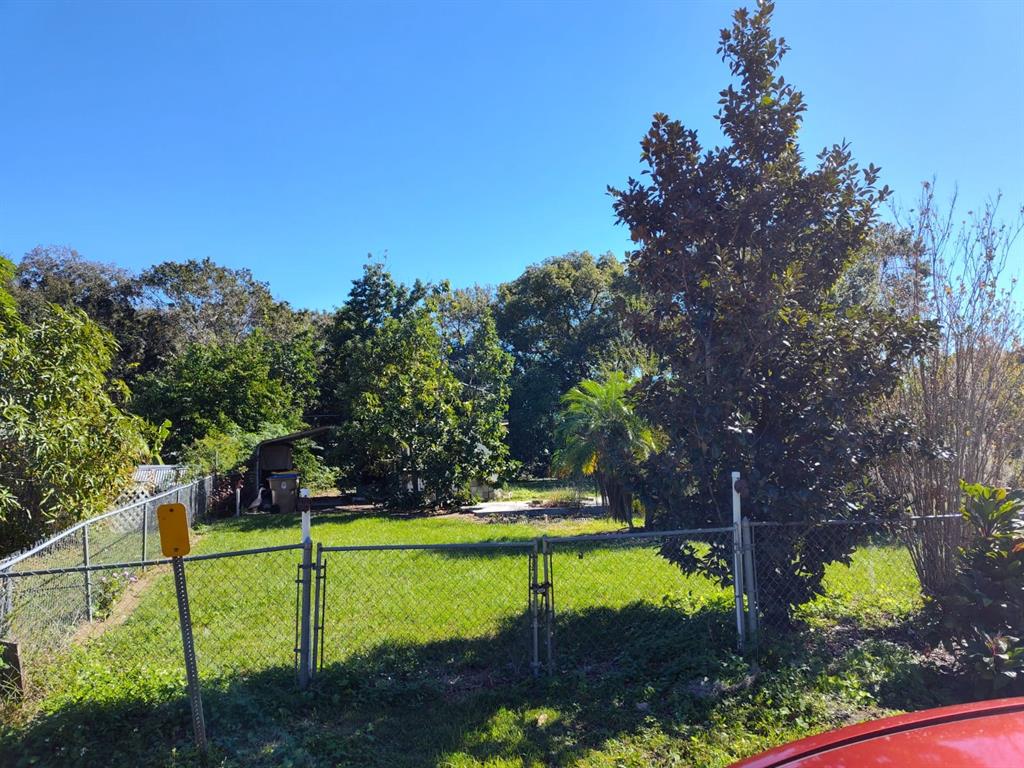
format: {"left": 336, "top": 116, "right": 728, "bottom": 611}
{"left": 1, "top": 601, "right": 743, "bottom": 768}
{"left": 3, "top": 599, "right": 970, "bottom": 768}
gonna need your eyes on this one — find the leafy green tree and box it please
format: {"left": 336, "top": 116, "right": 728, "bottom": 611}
{"left": 338, "top": 304, "right": 462, "bottom": 504}
{"left": 552, "top": 373, "right": 660, "bottom": 528}
{"left": 132, "top": 331, "right": 303, "bottom": 457}
{"left": 609, "top": 3, "right": 934, "bottom": 622}
{"left": 0, "top": 256, "right": 149, "bottom": 553}
{"left": 495, "top": 252, "right": 641, "bottom": 473}
{"left": 12, "top": 246, "right": 175, "bottom": 380}
{"left": 439, "top": 297, "right": 515, "bottom": 488}
{"left": 138, "top": 257, "right": 311, "bottom": 351}
{"left": 324, "top": 264, "right": 511, "bottom": 506}
{"left": 320, "top": 262, "right": 429, "bottom": 426}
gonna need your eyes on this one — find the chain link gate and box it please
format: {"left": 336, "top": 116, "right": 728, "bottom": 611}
{"left": 310, "top": 540, "right": 538, "bottom": 682}
{"left": 306, "top": 528, "right": 742, "bottom": 684}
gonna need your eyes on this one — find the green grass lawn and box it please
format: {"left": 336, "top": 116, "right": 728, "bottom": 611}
{"left": 0, "top": 512, "right": 962, "bottom": 768}
{"left": 493, "top": 479, "right": 599, "bottom": 504}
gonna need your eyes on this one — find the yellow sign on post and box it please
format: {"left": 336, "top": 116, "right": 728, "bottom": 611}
{"left": 156, "top": 503, "right": 190, "bottom": 557}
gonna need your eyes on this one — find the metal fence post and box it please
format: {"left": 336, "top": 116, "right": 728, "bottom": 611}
{"left": 172, "top": 556, "right": 208, "bottom": 755}
{"left": 311, "top": 543, "right": 323, "bottom": 679}
{"left": 82, "top": 527, "right": 93, "bottom": 622}
{"left": 731, "top": 471, "right": 746, "bottom": 651}
{"left": 541, "top": 537, "right": 554, "bottom": 674}
{"left": 528, "top": 540, "right": 540, "bottom": 677}
{"left": 741, "top": 517, "right": 759, "bottom": 645}
{"left": 297, "top": 539, "right": 313, "bottom": 689}
{"left": 0, "top": 573, "right": 12, "bottom": 637}
{"left": 141, "top": 502, "right": 149, "bottom": 567}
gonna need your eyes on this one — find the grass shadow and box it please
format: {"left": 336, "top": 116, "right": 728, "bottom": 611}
{"left": 2, "top": 602, "right": 743, "bottom": 767}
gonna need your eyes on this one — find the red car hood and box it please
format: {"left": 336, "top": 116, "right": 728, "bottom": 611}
{"left": 729, "top": 697, "right": 1024, "bottom": 768}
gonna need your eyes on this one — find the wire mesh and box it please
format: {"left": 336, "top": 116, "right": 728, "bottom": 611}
{"left": 0, "top": 476, "right": 214, "bottom": 662}
{"left": 546, "top": 530, "right": 736, "bottom": 673}
{"left": 318, "top": 542, "right": 535, "bottom": 684}
{"left": 1, "top": 514, "right": 957, "bottom": 720}
{"left": 750, "top": 519, "right": 939, "bottom": 631}
{"left": 4, "top": 543, "right": 304, "bottom": 717}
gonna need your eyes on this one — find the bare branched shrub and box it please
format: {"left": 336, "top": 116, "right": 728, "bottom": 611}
{"left": 874, "top": 183, "right": 1024, "bottom": 595}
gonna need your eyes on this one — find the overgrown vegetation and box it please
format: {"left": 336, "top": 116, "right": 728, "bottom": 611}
{"left": 872, "top": 187, "right": 1024, "bottom": 596}
{"left": 940, "top": 482, "right": 1024, "bottom": 695}
{"left": 0, "top": 256, "right": 150, "bottom": 552}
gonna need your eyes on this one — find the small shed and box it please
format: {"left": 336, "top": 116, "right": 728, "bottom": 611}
{"left": 245, "top": 427, "right": 332, "bottom": 511}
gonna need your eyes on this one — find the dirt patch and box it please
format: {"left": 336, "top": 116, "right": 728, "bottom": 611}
{"left": 70, "top": 565, "right": 169, "bottom": 644}
{"left": 70, "top": 530, "right": 205, "bottom": 645}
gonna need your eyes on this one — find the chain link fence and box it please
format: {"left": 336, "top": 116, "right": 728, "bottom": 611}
{"left": 749, "top": 516, "right": 963, "bottom": 634}
{"left": 0, "top": 476, "right": 213, "bottom": 662}
{"left": 1, "top": 505, "right": 964, "bottom": 759}
{"left": 310, "top": 529, "right": 739, "bottom": 689}
{"left": 39, "top": 545, "right": 305, "bottom": 692}
{"left": 545, "top": 529, "right": 736, "bottom": 672}
{"left": 316, "top": 541, "right": 535, "bottom": 684}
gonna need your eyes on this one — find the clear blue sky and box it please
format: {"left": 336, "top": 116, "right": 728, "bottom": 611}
{"left": 2, "top": 0, "right": 1022, "bottom": 311}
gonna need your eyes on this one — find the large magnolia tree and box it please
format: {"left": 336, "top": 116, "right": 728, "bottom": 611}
{"left": 610, "top": 3, "right": 933, "bottom": 622}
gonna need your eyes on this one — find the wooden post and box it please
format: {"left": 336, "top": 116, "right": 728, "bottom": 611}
{"left": 1, "top": 640, "right": 26, "bottom": 699}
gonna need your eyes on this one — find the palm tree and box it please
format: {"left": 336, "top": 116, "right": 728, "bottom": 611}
{"left": 552, "top": 372, "right": 660, "bottom": 528}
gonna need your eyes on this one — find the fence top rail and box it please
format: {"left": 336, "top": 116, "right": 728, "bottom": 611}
{"left": 320, "top": 539, "right": 535, "bottom": 553}
{"left": 749, "top": 514, "right": 963, "bottom": 529}
{"left": 544, "top": 526, "right": 732, "bottom": 544}
{"left": 318, "top": 527, "right": 734, "bottom": 554}
{"left": 0, "top": 476, "right": 213, "bottom": 572}
{"left": 0, "top": 541, "right": 301, "bottom": 579}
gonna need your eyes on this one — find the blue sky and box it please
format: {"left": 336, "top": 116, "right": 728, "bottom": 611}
{"left": 1, "top": 0, "right": 1022, "bottom": 311}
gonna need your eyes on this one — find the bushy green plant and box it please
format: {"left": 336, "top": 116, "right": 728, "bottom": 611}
{"left": 942, "top": 482, "right": 1024, "bottom": 695}
{"left": 1, "top": 257, "right": 150, "bottom": 554}
{"left": 552, "top": 372, "right": 661, "bottom": 527}
{"left": 93, "top": 570, "right": 139, "bottom": 620}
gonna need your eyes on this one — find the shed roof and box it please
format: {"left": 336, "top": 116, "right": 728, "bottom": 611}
{"left": 255, "top": 426, "right": 332, "bottom": 450}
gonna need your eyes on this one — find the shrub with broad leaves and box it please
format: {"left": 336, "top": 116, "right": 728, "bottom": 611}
{"left": 942, "top": 482, "right": 1024, "bottom": 695}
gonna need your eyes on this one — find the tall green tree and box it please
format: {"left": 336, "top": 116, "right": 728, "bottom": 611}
{"left": 495, "top": 251, "right": 641, "bottom": 473}
{"left": 131, "top": 331, "right": 304, "bottom": 457}
{"left": 12, "top": 246, "right": 175, "bottom": 380}
{"left": 320, "top": 262, "right": 429, "bottom": 425}
{"left": 323, "top": 264, "right": 512, "bottom": 506}
{"left": 138, "top": 257, "right": 314, "bottom": 351}
{"left": 552, "top": 372, "right": 660, "bottom": 528}
{"left": 609, "top": 3, "right": 933, "bottom": 622}
{"left": 439, "top": 294, "right": 515, "bottom": 488}
{"left": 0, "top": 256, "right": 149, "bottom": 554}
